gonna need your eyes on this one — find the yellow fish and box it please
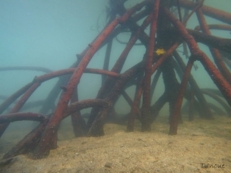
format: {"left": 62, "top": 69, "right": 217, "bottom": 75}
{"left": 155, "top": 48, "right": 166, "bottom": 56}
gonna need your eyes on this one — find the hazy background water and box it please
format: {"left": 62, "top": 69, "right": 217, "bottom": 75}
{"left": 0, "top": 0, "right": 230, "bottom": 118}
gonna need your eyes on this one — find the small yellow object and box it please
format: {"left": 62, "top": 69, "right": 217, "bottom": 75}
{"left": 155, "top": 48, "right": 166, "bottom": 56}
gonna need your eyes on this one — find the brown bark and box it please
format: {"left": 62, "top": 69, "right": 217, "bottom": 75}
{"left": 164, "top": 7, "right": 231, "bottom": 107}
{"left": 169, "top": 57, "right": 194, "bottom": 135}
{"left": 177, "top": 0, "right": 231, "bottom": 25}
{"left": 0, "top": 112, "right": 46, "bottom": 123}
{"left": 87, "top": 9, "right": 153, "bottom": 130}
{"left": 141, "top": 0, "right": 160, "bottom": 131}
{"left": 173, "top": 51, "right": 213, "bottom": 119}
{"left": 127, "top": 75, "right": 143, "bottom": 132}
{"left": 2, "top": 0, "right": 231, "bottom": 160}
{"left": 35, "top": 4, "right": 142, "bottom": 153}
{"left": 196, "top": 9, "right": 231, "bottom": 84}
{"left": 3, "top": 118, "right": 49, "bottom": 159}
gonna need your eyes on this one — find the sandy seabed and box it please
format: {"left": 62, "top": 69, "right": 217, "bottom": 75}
{"left": 0, "top": 115, "right": 231, "bottom": 173}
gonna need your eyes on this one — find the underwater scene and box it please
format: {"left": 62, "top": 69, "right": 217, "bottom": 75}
{"left": 0, "top": 0, "right": 231, "bottom": 172}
